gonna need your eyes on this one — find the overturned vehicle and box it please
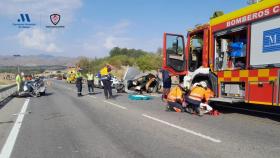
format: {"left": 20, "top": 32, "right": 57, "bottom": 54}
{"left": 115, "top": 67, "right": 162, "bottom": 94}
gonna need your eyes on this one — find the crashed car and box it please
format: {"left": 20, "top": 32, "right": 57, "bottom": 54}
{"left": 115, "top": 67, "right": 162, "bottom": 94}
{"left": 18, "top": 78, "right": 46, "bottom": 97}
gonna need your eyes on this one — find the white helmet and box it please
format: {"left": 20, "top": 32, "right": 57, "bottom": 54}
{"left": 21, "top": 72, "right": 24, "bottom": 76}
{"left": 200, "top": 81, "right": 207, "bottom": 88}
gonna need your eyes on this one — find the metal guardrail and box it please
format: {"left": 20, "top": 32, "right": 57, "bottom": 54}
{"left": 0, "top": 84, "right": 17, "bottom": 103}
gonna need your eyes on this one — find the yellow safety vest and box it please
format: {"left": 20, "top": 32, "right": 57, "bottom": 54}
{"left": 189, "top": 86, "right": 206, "bottom": 101}
{"left": 76, "top": 72, "right": 82, "bottom": 78}
{"left": 167, "top": 86, "right": 183, "bottom": 103}
{"left": 16, "top": 75, "right": 22, "bottom": 83}
{"left": 87, "top": 73, "right": 94, "bottom": 80}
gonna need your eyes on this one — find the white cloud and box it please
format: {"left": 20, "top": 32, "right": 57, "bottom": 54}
{"left": 0, "top": 0, "right": 82, "bottom": 55}
{"left": 112, "top": 20, "right": 131, "bottom": 34}
{"left": 0, "top": 0, "right": 82, "bottom": 24}
{"left": 17, "top": 28, "right": 61, "bottom": 53}
{"left": 142, "top": 38, "right": 162, "bottom": 52}
{"left": 82, "top": 20, "right": 134, "bottom": 55}
{"left": 83, "top": 43, "right": 100, "bottom": 52}
{"left": 0, "top": 1, "right": 161, "bottom": 57}
{"left": 103, "top": 36, "right": 132, "bottom": 49}
{"left": 81, "top": 20, "right": 161, "bottom": 57}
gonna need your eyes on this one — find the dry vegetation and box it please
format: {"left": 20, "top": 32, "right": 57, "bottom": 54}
{"left": 0, "top": 73, "right": 15, "bottom": 85}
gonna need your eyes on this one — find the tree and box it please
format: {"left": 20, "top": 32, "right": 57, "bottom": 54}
{"left": 109, "top": 47, "right": 148, "bottom": 58}
{"left": 136, "top": 53, "right": 162, "bottom": 72}
{"left": 76, "top": 57, "right": 90, "bottom": 70}
{"left": 109, "top": 47, "right": 122, "bottom": 57}
{"left": 77, "top": 47, "right": 161, "bottom": 74}
{"left": 136, "top": 55, "right": 152, "bottom": 71}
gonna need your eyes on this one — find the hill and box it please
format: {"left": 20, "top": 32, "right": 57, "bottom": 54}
{"left": 0, "top": 54, "right": 78, "bottom": 67}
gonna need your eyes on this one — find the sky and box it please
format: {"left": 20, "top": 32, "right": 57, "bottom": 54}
{"left": 0, "top": 0, "right": 247, "bottom": 58}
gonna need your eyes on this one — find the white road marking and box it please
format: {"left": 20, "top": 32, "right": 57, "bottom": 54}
{"left": 0, "top": 98, "right": 30, "bottom": 158}
{"left": 103, "top": 100, "right": 127, "bottom": 110}
{"left": 142, "top": 114, "right": 221, "bottom": 143}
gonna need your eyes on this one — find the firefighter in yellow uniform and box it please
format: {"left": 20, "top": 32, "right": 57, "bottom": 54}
{"left": 100, "top": 64, "right": 113, "bottom": 99}
{"left": 166, "top": 84, "right": 185, "bottom": 112}
{"left": 185, "top": 81, "right": 210, "bottom": 115}
{"left": 86, "top": 72, "right": 94, "bottom": 95}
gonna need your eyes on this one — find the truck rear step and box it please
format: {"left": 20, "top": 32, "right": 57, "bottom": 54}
{"left": 209, "top": 97, "right": 245, "bottom": 103}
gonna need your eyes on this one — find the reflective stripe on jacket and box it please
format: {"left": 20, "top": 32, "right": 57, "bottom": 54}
{"left": 189, "top": 86, "right": 206, "bottom": 101}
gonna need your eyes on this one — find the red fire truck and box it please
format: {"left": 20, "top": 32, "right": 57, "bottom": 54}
{"left": 163, "top": 0, "right": 280, "bottom": 106}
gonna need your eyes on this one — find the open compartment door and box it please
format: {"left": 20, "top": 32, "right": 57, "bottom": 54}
{"left": 163, "top": 33, "right": 187, "bottom": 75}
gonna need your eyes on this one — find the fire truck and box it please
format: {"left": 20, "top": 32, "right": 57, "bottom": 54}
{"left": 163, "top": 0, "right": 280, "bottom": 106}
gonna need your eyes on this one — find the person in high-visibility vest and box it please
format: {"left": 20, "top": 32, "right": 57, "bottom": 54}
{"left": 75, "top": 70, "right": 83, "bottom": 97}
{"left": 15, "top": 73, "right": 22, "bottom": 92}
{"left": 100, "top": 64, "right": 113, "bottom": 99}
{"left": 185, "top": 81, "right": 212, "bottom": 116}
{"left": 166, "top": 84, "right": 185, "bottom": 112}
{"left": 201, "top": 87, "right": 214, "bottom": 113}
{"left": 86, "top": 72, "right": 94, "bottom": 95}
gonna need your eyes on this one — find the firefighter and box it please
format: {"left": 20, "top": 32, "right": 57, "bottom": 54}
{"left": 75, "top": 70, "right": 83, "bottom": 97}
{"left": 15, "top": 73, "right": 22, "bottom": 92}
{"left": 86, "top": 71, "right": 94, "bottom": 95}
{"left": 201, "top": 87, "right": 214, "bottom": 113}
{"left": 100, "top": 64, "right": 113, "bottom": 99}
{"left": 166, "top": 83, "right": 185, "bottom": 112}
{"left": 185, "top": 81, "right": 212, "bottom": 116}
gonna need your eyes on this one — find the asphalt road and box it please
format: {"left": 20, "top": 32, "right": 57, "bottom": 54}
{"left": 0, "top": 80, "right": 280, "bottom": 158}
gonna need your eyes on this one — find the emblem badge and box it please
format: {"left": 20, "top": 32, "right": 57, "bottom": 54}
{"left": 50, "top": 14, "right": 60, "bottom": 25}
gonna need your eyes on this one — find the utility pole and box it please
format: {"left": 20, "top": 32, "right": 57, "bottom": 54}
{"left": 13, "top": 54, "right": 21, "bottom": 73}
